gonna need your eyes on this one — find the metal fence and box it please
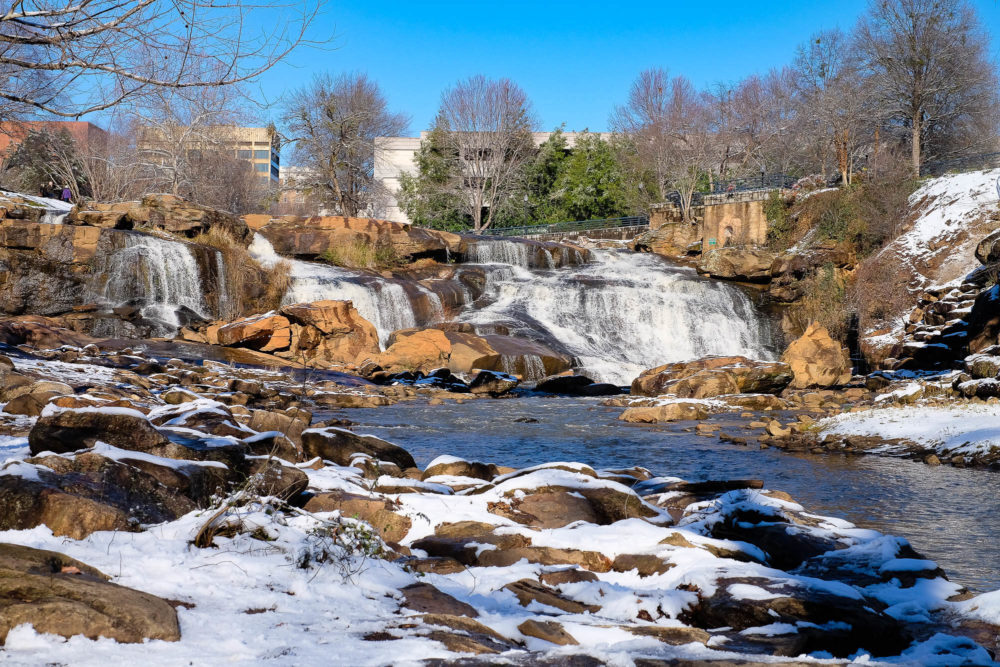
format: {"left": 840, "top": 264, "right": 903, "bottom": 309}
{"left": 483, "top": 215, "right": 649, "bottom": 237}
{"left": 709, "top": 173, "right": 796, "bottom": 194}
{"left": 919, "top": 152, "right": 1000, "bottom": 177}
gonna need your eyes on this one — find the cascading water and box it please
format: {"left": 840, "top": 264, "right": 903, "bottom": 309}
{"left": 99, "top": 232, "right": 209, "bottom": 336}
{"left": 467, "top": 239, "right": 531, "bottom": 267}
{"left": 249, "top": 234, "right": 431, "bottom": 347}
{"left": 249, "top": 233, "right": 774, "bottom": 381}
{"left": 458, "top": 249, "right": 774, "bottom": 385}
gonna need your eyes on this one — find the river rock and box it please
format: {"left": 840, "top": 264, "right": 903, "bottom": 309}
{"left": 301, "top": 426, "right": 416, "bottom": 470}
{"left": 304, "top": 490, "right": 412, "bottom": 543}
{"left": 1, "top": 452, "right": 204, "bottom": 538}
{"left": 697, "top": 247, "right": 776, "bottom": 283}
{"left": 217, "top": 313, "right": 291, "bottom": 351}
{"left": 975, "top": 229, "right": 1000, "bottom": 265}
{"left": 378, "top": 328, "right": 571, "bottom": 379}
{"left": 632, "top": 356, "right": 792, "bottom": 398}
{"left": 0, "top": 542, "right": 180, "bottom": 644}
{"left": 619, "top": 403, "right": 711, "bottom": 423}
{"left": 533, "top": 374, "right": 594, "bottom": 394}
{"left": 468, "top": 370, "right": 519, "bottom": 396}
{"left": 517, "top": 619, "right": 577, "bottom": 645}
{"left": 781, "top": 322, "right": 852, "bottom": 389}
{"left": 28, "top": 407, "right": 170, "bottom": 455}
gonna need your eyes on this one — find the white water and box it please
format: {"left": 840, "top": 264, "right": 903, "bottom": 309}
{"left": 0, "top": 190, "right": 72, "bottom": 224}
{"left": 250, "top": 235, "right": 774, "bottom": 382}
{"left": 101, "top": 233, "right": 209, "bottom": 335}
{"left": 249, "top": 234, "right": 430, "bottom": 347}
{"left": 458, "top": 249, "right": 774, "bottom": 385}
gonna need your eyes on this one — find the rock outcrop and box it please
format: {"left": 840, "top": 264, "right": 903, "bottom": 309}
{"left": 69, "top": 194, "right": 251, "bottom": 244}
{"left": 256, "top": 215, "right": 457, "bottom": 262}
{"left": 697, "top": 248, "right": 776, "bottom": 283}
{"left": 215, "top": 300, "right": 380, "bottom": 368}
{"left": 632, "top": 356, "right": 792, "bottom": 398}
{"left": 781, "top": 322, "right": 852, "bottom": 389}
{"left": 376, "top": 328, "right": 572, "bottom": 379}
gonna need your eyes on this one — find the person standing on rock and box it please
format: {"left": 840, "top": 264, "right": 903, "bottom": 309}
{"left": 60, "top": 185, "right": 71, "bottom": 203}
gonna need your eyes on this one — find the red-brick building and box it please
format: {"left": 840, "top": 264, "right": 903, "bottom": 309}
{"left": 0, "top": 121, "right": 109, "bottom": 155}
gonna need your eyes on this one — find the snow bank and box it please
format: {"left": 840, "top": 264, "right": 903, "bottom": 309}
{"left": 818, "top": 403, "right": 1000, "bottom": 457}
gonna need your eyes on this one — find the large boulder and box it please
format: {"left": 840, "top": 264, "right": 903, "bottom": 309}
{"left": 632, "top": 356, "right": 792, "bottom": 398}
{"left": 217, "top": 313, "right": 291, "bottom": 351}
{"left": 975, "top": 229, "right": 1000, "bottom": 266}
{"left": 781, "top": 322, "right": 852, "bottom": 389}
{"left": 214, "top": 301, "right": 380, "bottom": 368}
{"left": 697, "top": 248, "right": 776, "bottom": 283}
{"left": 300, "top": 427, "right": 416, "bottom": 470}
{"left": 0, "top": 453, "right": 205, "bottom": 538}
{"left": 378, "top": 328, "right": 572, "bottom": 380}
{"left": 28, "top": 407, "right": 170, "bottom": 456}
{"left": 0, "top": 543, "right": 180, "bottom": 644}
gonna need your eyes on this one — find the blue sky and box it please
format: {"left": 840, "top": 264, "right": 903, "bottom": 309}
{"left": 250, "top": 0, "right": 1000, "bottom": 136}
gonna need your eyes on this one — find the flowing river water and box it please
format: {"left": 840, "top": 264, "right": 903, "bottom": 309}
{"left": 331, "top": 397, "right": 1000, "bottom": 594}
{"left": 157, "top": 232, "right": 1000, "bottom": 594}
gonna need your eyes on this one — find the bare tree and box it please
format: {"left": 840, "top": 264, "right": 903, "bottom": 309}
{"left": 612, "top": 68, "right": 715, "bottom": 221}
{"left": 794, "top": 29, "right": 876, "bottom": 185}
{"left": 433, "top": 75, "right": 536, "bottom": 233}
{"left": 282, "top": 72, "right": 409, "bottom": 217}
{"left": 0, "top": 1, "right": 320, "bottom": 121}
{"left": 855, "top": 0, "right": 999, "bottom": 173}
{"left": 132, "top": 87, "right": 268, "bottom": 213}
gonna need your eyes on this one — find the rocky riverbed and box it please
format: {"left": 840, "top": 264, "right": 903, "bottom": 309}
{"left": 0, "top": 332, "right": 999, "bottom": 665}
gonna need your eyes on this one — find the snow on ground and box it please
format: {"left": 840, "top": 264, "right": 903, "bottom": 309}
{"left": 860, "top": 169, "right": 1000, "bottom": 344}
{"left": 818, "top": 402, "right": 1000, "bottom": 457}
{"left": 889, "top": 168, "right": 1000, "bottom": 292}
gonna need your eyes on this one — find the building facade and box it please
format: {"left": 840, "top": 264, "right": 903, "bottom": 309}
{"left": 374, "top": 131, "right": 610, "bottom": 224}
{"left": 0, "top": 120, "right": 109, "bottom": 156}
{"left": 137, "top": 125, "right": 280, "bottom": 185}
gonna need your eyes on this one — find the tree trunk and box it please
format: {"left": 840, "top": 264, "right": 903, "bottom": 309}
{"left": 911, "top": 109, "right": 922, "bottom": 176}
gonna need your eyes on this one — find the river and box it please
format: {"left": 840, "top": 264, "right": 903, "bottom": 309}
{"left": 333, "top": 395, "right": 1000, "bottom": 594}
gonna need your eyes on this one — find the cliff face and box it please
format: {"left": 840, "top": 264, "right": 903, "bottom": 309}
{"left": 0, "top": 193, "right": 229, "bottom": 339}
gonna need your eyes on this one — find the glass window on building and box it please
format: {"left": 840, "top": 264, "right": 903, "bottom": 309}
{"left": 254, "top": 150, "right": 269, "bottom": 159}
{"left": 255, "top": 163, "right": 268, "bottom": 172}
{"left": 238, "top": 150, "right": 252, "bottom": 159}
{"left": 271, "top": 165, "right": 279, "bottom": 179}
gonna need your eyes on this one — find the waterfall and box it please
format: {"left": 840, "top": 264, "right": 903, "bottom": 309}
{"left": 457, "top": 249, "right": 775, "bottom": 385}
{"left": 248, "top": 234, "right": 775, "bottom": 383}
{"left": 1, "top": 190, "right": 72, "bottom": 224}
{"left": 99, "top": 232, "right": 209, "bottom": 336}
{"left": 249, "top": 234, "right": 425, "bottom": 347}
{"left": 467, "top": 239, "right": 531, "bottom": 267}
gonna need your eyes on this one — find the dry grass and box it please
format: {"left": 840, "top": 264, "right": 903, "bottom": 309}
{"left": 786, "top": 263, "right": 851, "bottom": 341}
{"left": 192, "top": 227, "right": 291, "bottom": 319}
{"left": 322, "top": 238, "right": 402, "bottom": 270}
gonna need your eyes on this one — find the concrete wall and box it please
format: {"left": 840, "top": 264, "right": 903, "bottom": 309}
{"left": 702, "top": 199, "right": 768, "bottom": 251}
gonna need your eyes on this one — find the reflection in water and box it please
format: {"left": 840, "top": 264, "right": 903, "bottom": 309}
{"left": 335, "top": 397, "right": 1000, "bottom": 594}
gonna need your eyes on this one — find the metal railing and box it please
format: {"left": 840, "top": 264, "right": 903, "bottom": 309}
{"left": 919, "top": 151, "right": 1000, "bottom": 177}
{"left": 709, "top": 172, "right": 796, "bottom": 194}
{"left": 483, "top": 215, "right": 649, "bottom": 237}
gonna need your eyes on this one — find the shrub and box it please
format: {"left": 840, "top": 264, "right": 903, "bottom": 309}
{"left": 764, "top": 191, "right": 794, "bottom": 250}
{"left": 850, "top": 249, "right": 914, "bottom": 334}
{"left": 788, "top": 263, "right": 851, "bottom": 340}
{"left": 322, "top": 238, "right": 402, "bottom": 270}
{"left": 192, "top": 227, "right": 291, "bottom": 319}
